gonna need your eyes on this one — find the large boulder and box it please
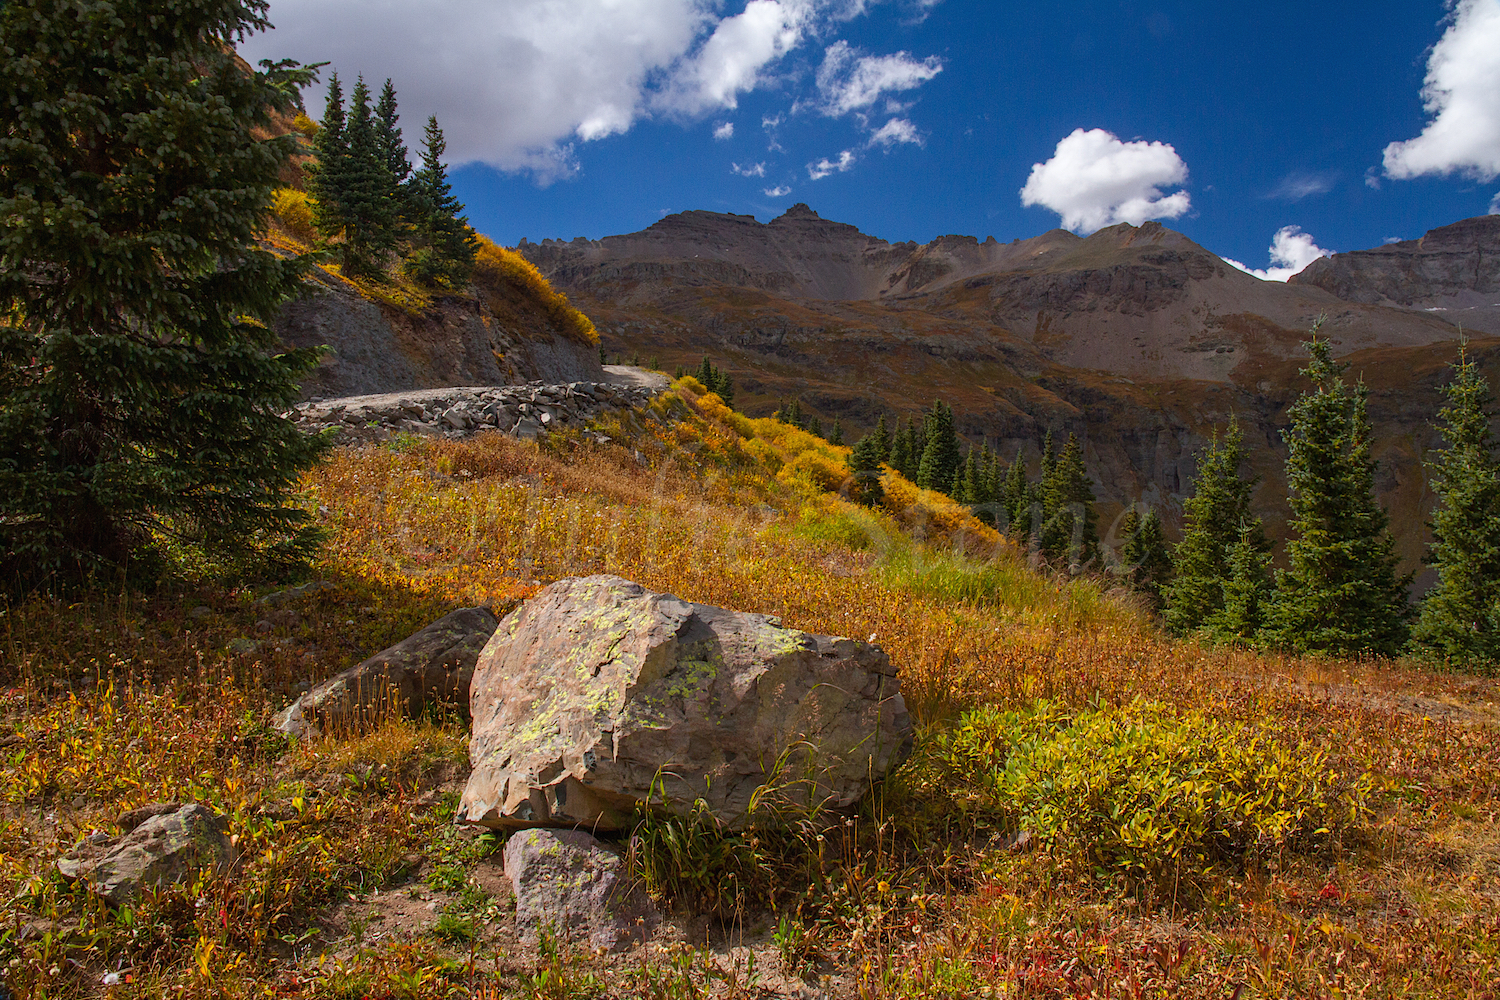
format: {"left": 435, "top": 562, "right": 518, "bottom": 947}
{"left": 504, "top": 828, "right": 655, "bottom": 952}
{"left": 457, "top": 575, "right": 911, "bottom": 832}
{"left": 57, "top": 804, "right": 232, "bottom": 906}
{"left": 277, "top": 606, "right": 499, "bottom": 738}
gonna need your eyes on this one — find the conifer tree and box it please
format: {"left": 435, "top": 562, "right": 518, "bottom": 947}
{"left": 1202, "top": 527, "right": 1274, "bottom": 645}
{"left": 0, "top": 0, "right": 328, "bottom": 583}
{"left": 1411, "top": 343, "right": 1500, "bottom": 667}
{"left": 808, "top": 416, "right": 823, "bottom": 439}
{"left": 1162, "top": 416, "right": 1268, "bottom": 635}
{"left": 828, "top": 421, "right": 844, "bottom": 446}
{"left": 955, "top": 449, "right": 980, "bottom": 505}
{"left": 1263, "top": 335, "right": 1412, "bottom": 655}
{"left": 1002, "top": 452, "right": 1032, "bottom": 538}
{"left": 374, "top": 79, "right": 412, "bottom": 200}
{"left": 778, "top": 398, "right": 805, "bottom": 429}
{"left": 889, "top": 421, "right": 913, "bottom": 480}
{"left": 1038, "top": 434, "right": 1099, "bottom": 571}
{"left": 1118, "top": 506, "right": 1173, "bottom": 605}
{"left": 846, "top": 431, "right": 885, "bottom": 507}
{"left": 335, "top": 76, "right": 399, "bottom": 276}
{"left": 406, "top": 115, "right": 477, "bottom": 286}
{"left": 917, "top": 400, "right": 961, "bottom": 493}
{"left": 872, "top": 414, "right": 891, "bottom": 464}
{"left": 308, "top": 71, "right": 350, "bottom": 241}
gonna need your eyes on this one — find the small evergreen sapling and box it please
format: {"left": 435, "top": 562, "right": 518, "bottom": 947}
{"left": 1202, "top": 526, "right": 1274, "bottom": 645}
{"left": 1162, "top": 416, "right": 1268, "bottom": 636}
{"left": 1118, "top": 506, "right": 1172, "bottom": 605}
{"left": 846, "top": 432, "right": 885, "bottom": 507}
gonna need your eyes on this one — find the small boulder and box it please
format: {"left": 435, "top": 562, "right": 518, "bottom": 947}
{"left": 57, "top": 804, "right": 231, "bottom": 906}
{"left": 277, "top": 606, "right": 499, "bottom": 738}
{"left": 458, "top": 575, "right": 911, "bottom": 832}
{"left": 504, "top": 828, "right": 654, "bottom": 952}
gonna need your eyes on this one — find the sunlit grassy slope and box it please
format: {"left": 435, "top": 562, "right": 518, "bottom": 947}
{"left": 2, "top": 380, "right": 1498, "bottom": 997}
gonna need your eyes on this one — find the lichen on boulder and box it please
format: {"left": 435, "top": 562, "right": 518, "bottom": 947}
{"left": 458, "top": 575, "right": 911, "bottom": 832}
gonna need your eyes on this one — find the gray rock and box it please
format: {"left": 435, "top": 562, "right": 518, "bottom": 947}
{"left": 57, "top": 804, "right": 232, "bottom": 906}
{"left": 458, "top": 575, "right": 911, "bottom": 832}
{"left": 277, "top": 606, "right": 499, "bottom": 738}
{"left": 504, "top": 828, "right": 654, "bottom": 952}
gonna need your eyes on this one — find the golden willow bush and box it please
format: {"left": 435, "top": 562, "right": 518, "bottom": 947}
{"left": 896, "top": 699, "right": 1376, "bottom": 898}
{"left": 472, "top": 235, "right": 599, "bottom": 346}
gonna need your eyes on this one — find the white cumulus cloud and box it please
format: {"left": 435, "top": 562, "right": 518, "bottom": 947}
{"left": 1019, "top": 128, "right": 1191, "bottom": 233}
{"left": 1224, "top": 226, "right": 1333, "bottom": 282}
{"left": 808, "top": 149, "right": 857, "bottom": 179}
{"left": 732, "top": 162, "right": 768, "bottom": 177}
{"left": 868, "top": 117, "right": 921, "bottom": 148}
{"left": 764, "top": 185, "right": 793, "bottom": 197}
{"left": 1384, "top": 0, "right": 1500, "bottom": 188}
{"left": 814, "top": 40, "right": 943, "bottom": 116}
{"left": 238, "top": 0, "right": 889, "bottom": 182}
{"left": 713, "top": 121, "right": 735, "bottom": 140}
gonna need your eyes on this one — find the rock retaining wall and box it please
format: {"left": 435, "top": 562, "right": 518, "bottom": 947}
{"left": 289, "top": 381, "right": 661, "bottom": 445}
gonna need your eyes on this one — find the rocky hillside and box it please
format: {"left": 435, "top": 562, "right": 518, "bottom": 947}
{"left": 1291, "top": 214, "right": 1500, "bottom": 336}
{"left": 519, "top": 207, "right": 1500, "bottom": 577}
{"left": 273, "top": 266, "right": 604, "bottom": 401}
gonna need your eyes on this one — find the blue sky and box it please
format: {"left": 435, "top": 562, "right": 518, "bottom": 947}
{"left": 242, "top": 0, "right": 1500, "bottom": 277}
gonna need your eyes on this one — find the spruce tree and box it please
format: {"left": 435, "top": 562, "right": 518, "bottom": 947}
{"left": 828, "top": 421, "right": 844, "bottom": 446}
{"left": 335, "top": 76, "right": 400, "bottom": 276}
{"left": 872, "top": 414, "right": 891, "bottom": 464}
{"left": 1118, "top": 506, "right": 1173, "bottom": 605}
{"left": 1263, "top": 335, "right": 1412, "bottom": 656}
{"left": 846, "top": 432, "right": 885, "bottom": 507}
{"left": 0, "top": 0, "right": 328, "bottom": 584}
{"left": 1411, "top": 343, "right": 1500, "bottom": 667}
{"left": 308, "top": 71, "right": 350, "bottom": 242}
{"left": 917, "top": 400, "right": 961, "bottom": 493}
{"left": 404, "top": 115, "right": 475, "bottom": 286}
{"left": 1002, "top": 452, "right": 1032, "bottom": 539}
{"left": 1162, "top": 416, "right": 1268, "bottom": 635}
{"left": 808, "top": 416, "right": 823, "bottom": 439}
{"left": 1202, "top": 527, "right": 1274, "bottom": 645}
{"left": 374, "top": 79, "right": 412, "bottom": 200}
{"left": 1038, "top": 434, "right": 1099, "bottom": 571}
{"left": 889, "top": 421, "right": 913, "bottom": 480}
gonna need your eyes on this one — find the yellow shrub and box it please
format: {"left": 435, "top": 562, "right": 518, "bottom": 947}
{"left": 473, "top": 236, "right": 599, "bottom": 345}
{"left": 778, "top": 448, "right": 848, "bottom": 493}
{"left": 270, "top": 187, "right": 318, "bottom": 244}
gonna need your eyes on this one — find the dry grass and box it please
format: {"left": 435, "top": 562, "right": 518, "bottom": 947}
{"left": 1, "top": 386, "right": 1498, "bottom": 997}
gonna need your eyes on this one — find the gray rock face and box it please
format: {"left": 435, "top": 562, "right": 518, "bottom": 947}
{"left": 274, "top": 274, "right": 605, "bottom": 401}
{"left": 277, "top": 606, "right": 499, "bottom": 738}
{"left": 504, "top": 828, "right": 655, "bottom": 952}
{"left": 57, "top": 804, "right": 231, "bottom": 906}
{"left": 458, "top": 575, "right": 912, "bottom": 832}
{"left": 1292, "top": 214, "right": 1500, "bottom": 334}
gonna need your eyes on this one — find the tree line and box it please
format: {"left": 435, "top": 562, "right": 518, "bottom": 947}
{"left": 835, "top": 330, "right": 1500, "bottom": 667}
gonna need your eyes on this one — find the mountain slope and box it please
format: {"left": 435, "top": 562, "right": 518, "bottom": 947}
{"left": 519, "top": 207, "right": 1493, "bottom": 578}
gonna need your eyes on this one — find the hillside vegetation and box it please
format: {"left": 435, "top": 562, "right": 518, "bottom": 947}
{"left": 2, "top": 380, "right": 1498, "bottom": 998}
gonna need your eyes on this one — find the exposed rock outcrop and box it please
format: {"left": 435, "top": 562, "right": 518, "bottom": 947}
{"left": 277, "top": 607, "right": 499, "bottom": 738}
{"left": 1292, "top": 214, "right": 1500, "bottom": 334}
{"left": 274, "top": 270, "right": 605, "bottom": 401}
{"left": 458, "top": 575, "right": 911, "bottom": 832}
